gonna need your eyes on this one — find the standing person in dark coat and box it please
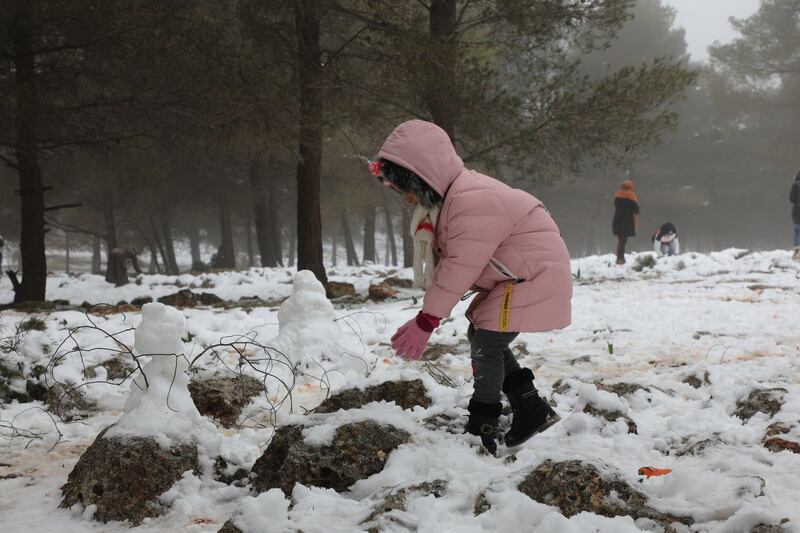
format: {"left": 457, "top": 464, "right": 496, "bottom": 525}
{"left": 612, "top": 180, "right": 639, "bottom": 265}
{"left": 790, "top": 170, "right": 800, "bottom": 260}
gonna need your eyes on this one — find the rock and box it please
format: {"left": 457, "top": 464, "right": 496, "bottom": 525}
{"left": 89, "top": 303, "right": 142, "bottom": 316}
{"left": 763, "top": 438, "right": 800, "bottom": 454}
{"left": 764, "top": 421, "right": 792, "bottom": 438}
{"left": 218, "top": 521, "right": 243, "bottom": 533}
{"left": 673, "top": 434, "right": 724, "bottom": 457}
{"left": 683, "top": 375, "right": 702, "bottom": 388}
{"left": 583, "top": 403, "right": 638, "bottom": 434}
{"left": 734, "top": 388, "right": 787, "bottom": 421}
{"left": 363, "top": 480, "right": 447, "bottom": 530}
{"left": 368, "top": 282, "right": 398, "bottom": 301}
{"left": 593, "top": 381, "right": 650, "bottom": 397}
{"left": 19, "top": 317, "right": 47, "bottom": 332}
{"left": 422, "top": 342, "right": 468, "bottom": 361}
{"left": 326, "top": 281, "right": 356, "bottom": 299}
{"left": 251, "top": 421, "right": 411, "bottom": 494}
{"left": 750, "top": 525, "right": 786, "bottom": 533}
{"left": 45, "top": 383, "right": 95, "bottom": 421}
{"left": 474, "top": 491, "right": 491, "bottom": 515}
{"left": 422, "top": 413, "right": 463, "bottom": 435}
{"left": 157, "top": 289, "right": 223, "bottom": 308}
{"left": 551, "top": 378, "right": 572, "bottom": 395}
{"left": 131, "top": 296, "right": 153, "bottom": 307}
{"left": 85, "top": 357, "right": 132, "bottom": 381}
{"left": 383, "top": 276, "right": 413, "bottom": 289}
{"left": 188, "top": 376, "right": 265, "bottom": 428}
{"left": 315, "top": 379, "right": 431, "bottom": 413}
{"left": 682, "top": 371, "right": 710, "bottom": 389}
{"left": 100, "top": 357, "right": 131, "bottom": 380}
{"left": 518, "top": 460, "right": 692, "bottom": 530}
{"left": 60, "top": 427, "right": 198, "bottom": 524}
{"left": 213, "top": 457, "right": 251, "bottom": 486}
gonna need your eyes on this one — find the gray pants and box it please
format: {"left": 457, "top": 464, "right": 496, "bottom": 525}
{"left": 468, "top": 324, "right": 521, "bottom": 404}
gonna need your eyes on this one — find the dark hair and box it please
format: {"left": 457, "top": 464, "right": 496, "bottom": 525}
{"left": 377, "top": 158, "right": 442, "bottom": 208}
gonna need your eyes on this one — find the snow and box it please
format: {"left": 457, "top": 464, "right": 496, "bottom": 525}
{"left": 272, "top": 270, "right": 345, "bottom": 369}
{"left": 106, "top": 303, "right": 217, "bottom": 449}
{"left": 1, "top": 250, "right": 799, "bottom": 532}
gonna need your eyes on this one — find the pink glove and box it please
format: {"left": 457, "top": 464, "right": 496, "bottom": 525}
{"left": 391, "top": 312, "right": 440, "bottom": 361}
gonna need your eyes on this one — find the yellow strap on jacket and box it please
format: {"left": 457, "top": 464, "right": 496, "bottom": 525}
{"left": 499, "top": 283, "right": 513, "bottom": 332}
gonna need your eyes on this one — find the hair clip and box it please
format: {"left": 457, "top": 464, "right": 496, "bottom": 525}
{"left": 368, "top": 160, "right": 384, "bottom": 177}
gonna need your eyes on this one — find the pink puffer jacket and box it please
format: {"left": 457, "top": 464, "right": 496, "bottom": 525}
{"left": 378, "top": 120, "right": 572, "bottom": 333}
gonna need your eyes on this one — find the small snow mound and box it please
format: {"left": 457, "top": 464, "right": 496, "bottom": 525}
{"left": 135, "top": 302, "right": 186, "bottom": 355}
{"left": 278, "top": 270, "right": 336, "bottom": 328}
{"left": 108, "top": 302, "right": 214, "bottom": 447}
{"left": 273, "top": 270, "right": 342, "bottom": 367}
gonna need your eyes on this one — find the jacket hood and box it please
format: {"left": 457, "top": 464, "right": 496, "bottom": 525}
{"left": 377, "top": 120, "right": 464, "bottom": 197}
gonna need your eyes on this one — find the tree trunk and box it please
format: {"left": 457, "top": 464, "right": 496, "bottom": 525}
{"left": 585, "top": 164, "right": 613, "bottom": 257}
{"left": 189, "top": 224, "right": 202, "bottom": 270}
{"left": 65, "top": 230, "right": 70, "bottom": 274}
{"left": 401, "top": 204, "right": 413, "bottom": 268}
{"left": 362, "top": 203, "right": 376, "bottom": 264}
{"left": 288, "top": 222, "right": 296, "bottom": 267}
{"left": 341, "top": 209, "right": 359, "bottom": 266}
{"left": 91, "top": 236, "right": 102, "bottom": 274}
{"left": 250, "top": 157, "right": 278, "bottom": 267}
{"left": 150, "top": 216, "right": 170, "bottom": 274}
{"left": 148, "top": 247, "right": 160, "bottom": 274}
{"left": 161, "top": 216, "right": 179, "bottom": 274}
{"left": 383, "top": 196, "right": 398, "bottom": 266}
{"left": 11, "top": 2, "right": 46, "bottom": 302}
{"left": 292, "top": 0, "right": 327, "bottom": 284}
{"left": 245, "top": 217, "right": 255, "bottom": 268}
{"left": 102, "top": 179, "right": 118, "bottom": 256}
{"left": 427, "top": 0, "right": 458, "bottom": 139}
{"left": 218, "top": 194, "right": 236, "bottom": 269}
{"left": 331, "top": 233, "right": 337, "bottom": 267}
{"left": 268, "top": 161, "right": 283, "bottom": 266}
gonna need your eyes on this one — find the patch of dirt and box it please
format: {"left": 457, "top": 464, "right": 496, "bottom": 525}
{"left": 363, "top": 480, "right": 447, "bottom": 531}
{"left": 734, "top": 388, "right": 787, "bottom": 421}
{"left": 423, "top": 341, "right": 468, "bottom": 361}
{"left": 583, "top": 404, "right": 638, "bottom": 434}
{"left": 593, "top": 381, "right": 650, "bottom": 397}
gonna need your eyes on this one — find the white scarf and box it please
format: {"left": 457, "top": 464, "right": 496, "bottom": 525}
{"left": 410, "top": 204, "right": 439, "bottom": 289}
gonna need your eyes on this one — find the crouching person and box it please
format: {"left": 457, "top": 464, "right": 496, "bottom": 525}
{"left": 371, "top": 120, "right": 573, "bottom": 454}
{"left": 652, "top": 223, "right": 680, "bottom": 256}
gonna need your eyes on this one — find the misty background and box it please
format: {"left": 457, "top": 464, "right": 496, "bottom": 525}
{"left": 1, "top": 0, "right": 798, "bottom": 303}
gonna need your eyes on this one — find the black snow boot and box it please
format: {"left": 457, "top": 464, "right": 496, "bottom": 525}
{"left": 465, "top": 398, "right": 502, "bottom": 456}
{"left": 502, "top": 368, "right": 558, "bottom": 447}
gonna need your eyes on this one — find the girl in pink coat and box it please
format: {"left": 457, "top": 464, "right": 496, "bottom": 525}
{"left": 370, "top": 120, "right": 573, "bottom": 454}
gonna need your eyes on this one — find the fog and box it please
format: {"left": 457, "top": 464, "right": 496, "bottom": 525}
{"left": 1, "top": 0, "right": 798, "bottom": 296}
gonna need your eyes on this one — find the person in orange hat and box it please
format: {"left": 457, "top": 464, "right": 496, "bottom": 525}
{"left": 612, "top": 180, "right": 639, "bottom": 265}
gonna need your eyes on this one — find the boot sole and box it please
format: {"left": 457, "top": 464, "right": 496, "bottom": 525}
{"left": 504, "top": 413, "right": 561, "bottom": 448}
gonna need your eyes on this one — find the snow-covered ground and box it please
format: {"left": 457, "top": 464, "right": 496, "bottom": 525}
{"left": 1, "top": 249, "right": 799, "bottom": 533}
